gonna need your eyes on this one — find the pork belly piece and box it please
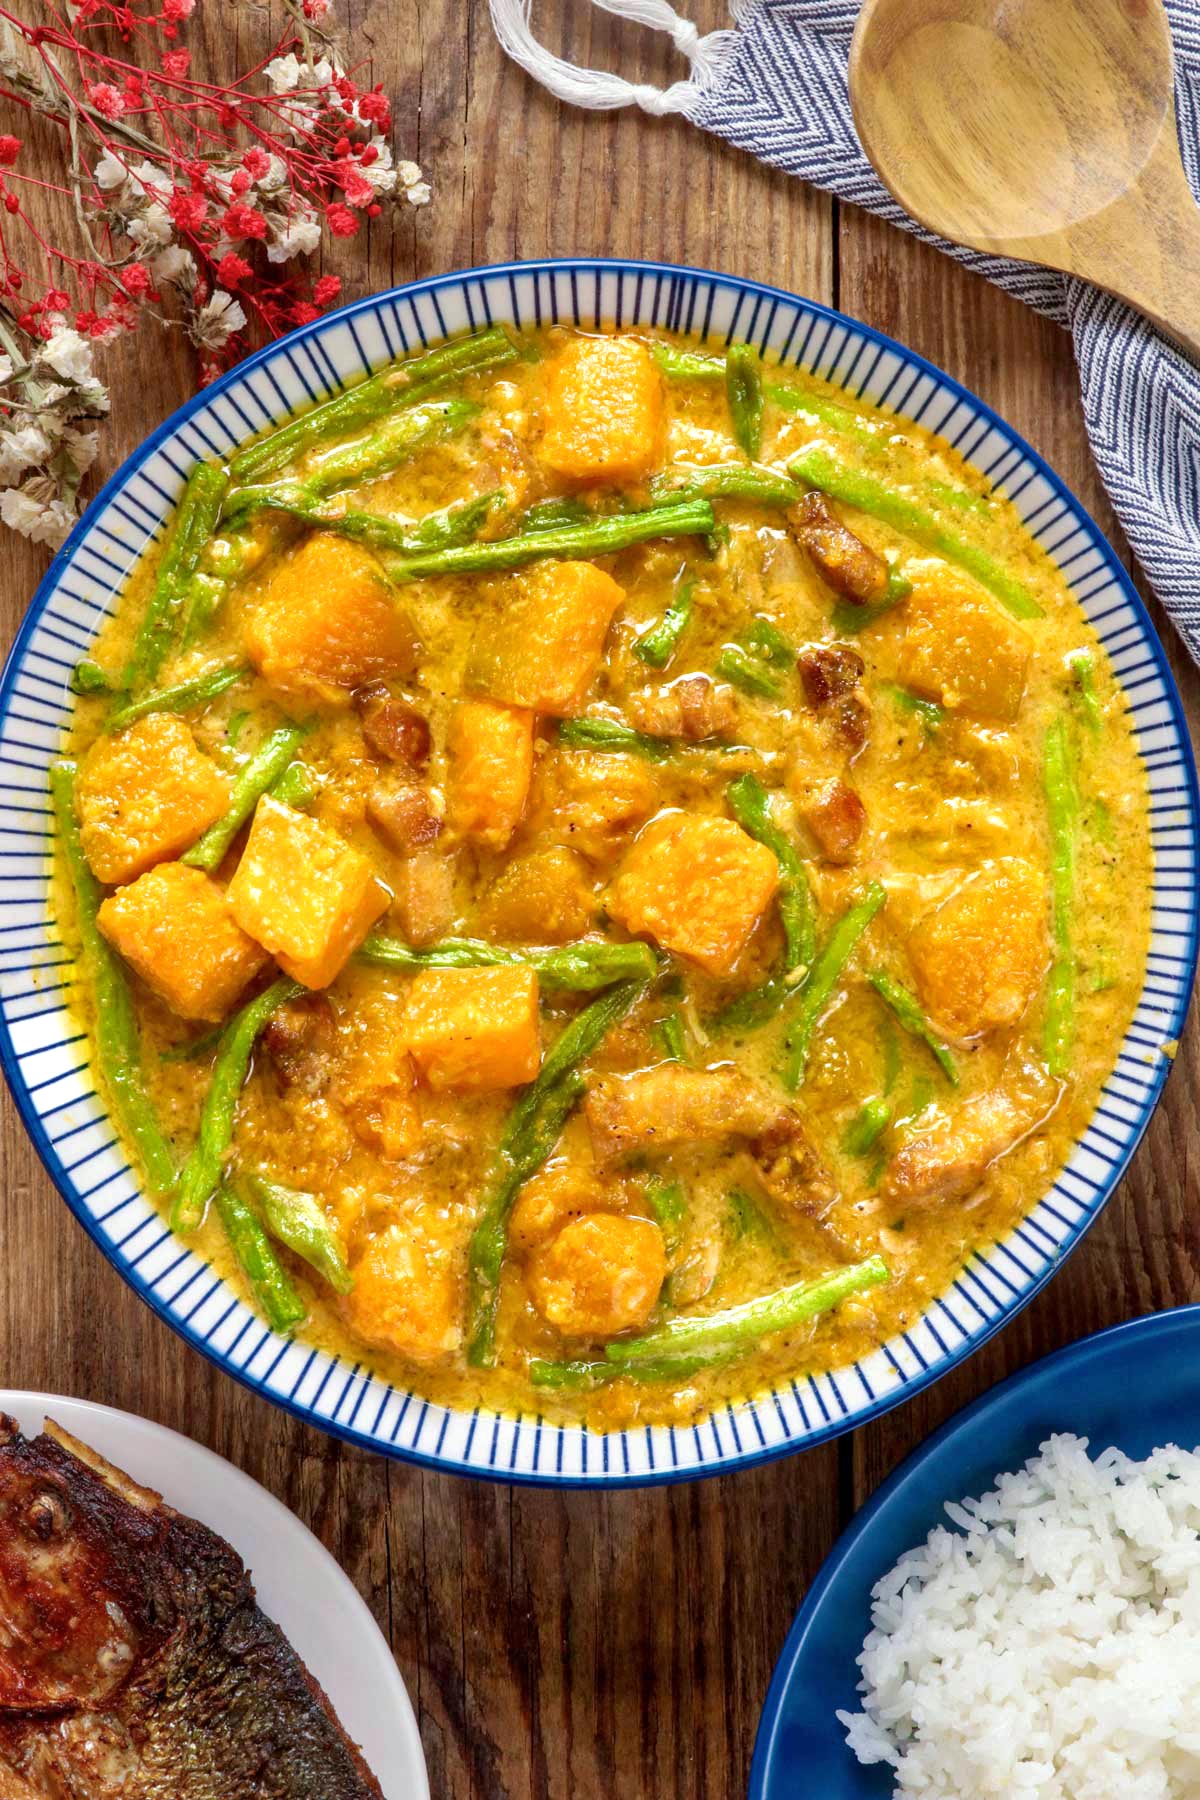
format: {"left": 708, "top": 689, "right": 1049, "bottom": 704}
{"left": 0, "top": 1415, "right": 383, "bottom": 1798}
{"left": 797, "top": 644, "right": 864, "bottom": 709}
{"left": 627, "top": 675, "right": 738, "bottom": 742}
{"left": 882, "top": 1058, "right": 1062, "bottom": 1208}
{"left": 751, "top": 1111, "right": 839, "bottom": 1217}
{"left": 788, "top": 492, "right": 890, "bottom": 604}
{"left": 585, "top": 1066, "right": 782, "bottom": 1162}
{"left": 366, "top": 778, "right": 443, "bottom": 855}
{"left": 796, "top": 644, "right": 872, "bottom": 760}
{"left": 353, "top": 682, "right": 432, "bottom": 770}
{"left": 262, "top": 992, "right": 337, "bottom": 1095}
{"left": 792, "top": 775, "right": 868, "bottom": 863}
{"left": 586, "top": 1065, "right": 836, "bottom": 1216}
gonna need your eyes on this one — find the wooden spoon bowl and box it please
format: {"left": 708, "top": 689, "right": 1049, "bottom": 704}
{"left": 849, "top": 0, "right": 1200, "bottom": 357}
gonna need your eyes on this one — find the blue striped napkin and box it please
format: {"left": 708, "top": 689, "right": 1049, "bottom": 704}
{"left": 687, "top": 0, "right": 1200, "bottom": 660}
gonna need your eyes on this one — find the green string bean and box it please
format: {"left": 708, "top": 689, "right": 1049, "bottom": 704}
{"left": 171, "top": 976, "right": 304, "bottom": 1233}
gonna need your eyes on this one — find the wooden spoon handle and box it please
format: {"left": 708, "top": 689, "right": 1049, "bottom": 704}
{"left": 985, "top": 100, "right": 1200, "bottom": 362}
{"left": 1082, "top": 105, "right": 1200, "bottom": 361}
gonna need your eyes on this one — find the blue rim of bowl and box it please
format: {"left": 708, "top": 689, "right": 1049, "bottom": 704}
{"left": 0, "top": 256, "right": 1194, "bottom": 1488}
{"left": 746, "top": 1303, "right": 1200, "bottom": 1796}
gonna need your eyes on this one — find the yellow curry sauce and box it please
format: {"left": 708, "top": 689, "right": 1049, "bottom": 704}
{"left": 53, "top": 324, "right": 1151, "bottom": 1429}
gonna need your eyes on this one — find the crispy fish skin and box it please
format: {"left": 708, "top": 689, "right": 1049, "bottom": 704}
{"left": 0, "top": 1416, "right": 384, "bottom": 1799}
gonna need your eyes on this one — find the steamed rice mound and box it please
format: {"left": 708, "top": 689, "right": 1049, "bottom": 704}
{"left": 840, "top": 1434, "right": 1200, "bottom": 1799}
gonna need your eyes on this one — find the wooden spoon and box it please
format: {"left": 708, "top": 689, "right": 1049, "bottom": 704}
{"left": 849, "top": 0, "right": 1200, "bottom": 358}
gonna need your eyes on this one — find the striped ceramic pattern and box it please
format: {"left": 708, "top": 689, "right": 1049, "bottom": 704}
{"left": 0, "top": 259, "right": 1194, "bottom": 1487}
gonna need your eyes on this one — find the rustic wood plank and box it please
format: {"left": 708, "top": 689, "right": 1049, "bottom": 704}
{"left": 1, "top": 4, "right": 1192, "bottom": 1795}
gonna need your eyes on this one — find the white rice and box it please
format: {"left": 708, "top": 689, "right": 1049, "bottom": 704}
{"left": 839, "top": 1434, "right": 1200, "bottom": 1799}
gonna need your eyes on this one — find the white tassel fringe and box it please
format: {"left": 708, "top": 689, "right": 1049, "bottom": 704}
{"left": 488, "top": 0, "right": 742, "bottom": 118}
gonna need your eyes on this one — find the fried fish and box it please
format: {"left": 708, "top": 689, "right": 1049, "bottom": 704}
{"left": 0, "top": 1414, "right": 385, "bottom": 1798}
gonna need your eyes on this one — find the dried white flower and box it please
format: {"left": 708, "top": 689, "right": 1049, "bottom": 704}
{"left": 254, "top": 153, "right": 289, "bottom": 194}
{"left": 264, "top": 52, "right": 303, "bottom": 93}
{"left": 0, "top": 424, "right": 53, "bottom": 485}
{"left": 129, "top": 160, "right": 168, "bottom": 202}
{"left": 151, "top": 244, "right": 196, "bottom": 285}
{"left": 126, "top": 201, "right": 173, "bottom": 249}
{"left": 267, "top": 210, "right": 322, "bottom": 264}
{"left": 39, "top": 327, "right": 97, "bottom": 386}
{"left": 355, "top": 142, "right": 397, "bottom": 197}
{"left": 63, "top": 428, "right": 100, "bottom": 477}
{"left": 0, "top": 484, "right": 75, "bottom": 548}
{"left": 192, "top": 290, "right": 248, "bottom": 350}
{"left": 94, "top": 149, "right": 129, "bottom": 191}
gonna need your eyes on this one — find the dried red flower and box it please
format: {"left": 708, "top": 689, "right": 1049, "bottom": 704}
{"left": 161, "top": 0, "right": 194, "bottom": 19}
{"left": 120, "top": 261, "right": 152, "bottom": 297}
{"left": 230, "top": 168, "right": 251, "bottom": 196}
{"left": 313, "top": 273, "right": 341, "bottom": 305}
{"left": 357, "top": 89, "right": 390, "bottom": 128}
{"left": 336, "top": 161, "right": 373, "bottom": 207}
{"left": 85, "top": 82, "right": 126, "bottom": 119}
{"left": 168, "top": 188, "right": 207, "bottom": 231}
{"left": 0, "top": 137, "right": 22, "bottom": 167}
{"left": 216, "top": 251, "right": 253, "bottom": 286}
{"left": 160, "top": 49, "right": 190, "bottom": 78}
{"left": 326, "top": 203, "right": 359, "bottom": 238}
{"left": 242, "top": 147, "right": 271, "bottom": 179}
{"left": 221, "top": 201, "right": 268, "bottom": 241}
{"left": 291, "top": 300, "right": 321, "bottom": 324}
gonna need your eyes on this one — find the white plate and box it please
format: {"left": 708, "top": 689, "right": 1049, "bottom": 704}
{"left": 0, "top": 1390, "right": 429, "bottom": 1800}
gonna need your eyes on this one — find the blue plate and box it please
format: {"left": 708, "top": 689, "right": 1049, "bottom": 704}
{"left": 0, "top": 259, "right": 1196, "bottom": 1486}
{"left": 750, "top": 1305, "right": 1200, "bottom": 1796}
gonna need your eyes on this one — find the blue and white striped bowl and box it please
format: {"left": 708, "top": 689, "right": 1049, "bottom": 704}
{"left": 1, "top": 260, "right": 1194, "bottom": 1487}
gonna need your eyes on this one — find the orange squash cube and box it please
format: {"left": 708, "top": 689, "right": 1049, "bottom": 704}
{"left": 227, "top": 796, "right": 389, "bottom": 989}
{"left": 469, "top": 560, "right": 624, "bottom": 717}
{"left": 509, "top": 1164, "right": 615, "bottom": 1256}
{"left": 343, "top": 1214, "right": 463, "bottom": 1366}
{"left": 476, "top": 847, "right": 596, "bottom": 943}
{"left": 339, "top": 985, "right": 423, "bottom": 1159}
{"left": 527, "top": 1214, "right": 666, "bottom": 1338}
{"left": 539, "top": 336, "right": 663, "bottom": 485}
{"left": 401, "top": 965, "right": 540, "bottom": 1092}
{"left": 446, "top": 700, "right": 534, "bottom": 850}
{"left": 75, "top": 714, "right": 230, "bottom": 886}
{"left": 547, "top": 750, "right": 661, "bottom": 862}
{"left": 244, "top": 532, "right": 418, "bottom": 705}
{"left": 900, "top": 572, "right": 1032, "bottom": 722}
{"left": 907, "top": 859, "right": 1049, "bottom": 1039}
{"left": 607, "top": 812, "right": 780, "bottom": 976}
{"left": 97, "top": 862, "right": 270, "bottom": 1021}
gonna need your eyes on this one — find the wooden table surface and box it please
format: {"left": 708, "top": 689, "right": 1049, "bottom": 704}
{"left": 2, "top": 4, "right": 1198, "bottom": 1796}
